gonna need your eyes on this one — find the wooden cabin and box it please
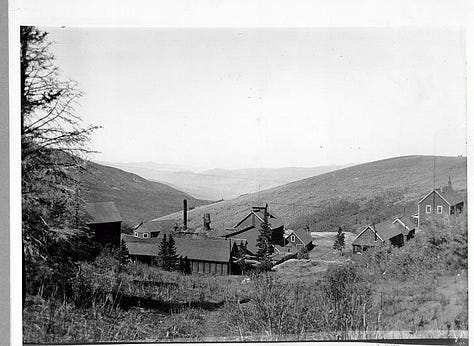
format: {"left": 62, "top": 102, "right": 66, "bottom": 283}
{"left": 417, "top": 178, "right": 464, "bottom": 229}
{"left": 85, "top": 201, "right": 122, "bottom": 246}
{"left": 352, "top": 216, "right": 416, "bottom": 254}
{"left": 283, "top": 228, "right": 314, "bottom": 253}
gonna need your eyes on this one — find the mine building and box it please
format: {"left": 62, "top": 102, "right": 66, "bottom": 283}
{"left": 85, "top": 201, "right": 123, "bottom": 246}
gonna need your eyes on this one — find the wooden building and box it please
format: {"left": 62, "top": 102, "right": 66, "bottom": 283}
{"left": 131, "top": 220, "right": 178, "bottom": 239}
{"left": 122, "top": 234, "right": 237, "bottom": 275}
{"left": 85, "top": 201, "right": 122, "bottom": 246}
{"left": 221, "top": 205, "right": 285, "bottom": 255}
{"left": 352, "top": 216, "right": 416, "bottom": 254}
{"left": 282, "top": 228, "right": 314, "bottom": 253}
{"left": 417, "top": 178, "right": 464, "bottom": 229}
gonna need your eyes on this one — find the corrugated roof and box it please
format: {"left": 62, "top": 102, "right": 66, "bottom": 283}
{"left": 85, "top": 202, "right": 122, "bottom": 224}
{"left": 122, "top": 234, "right": 231, "bottom": 263}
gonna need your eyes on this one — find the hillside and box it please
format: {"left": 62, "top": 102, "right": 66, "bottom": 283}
{"left": 79, "top": 161, "right": 211, "bottom": 225}
{"left": 156, "top": 155, "right": 467, "bottom": 232}
{"left": 100, "top": 162, "right": 352, "bottom": 200}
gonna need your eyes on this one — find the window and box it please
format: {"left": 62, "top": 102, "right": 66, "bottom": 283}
{"left": 143, "top": 233, "right": 149, "bottom": 238}
{"left": 437, "top": 206, "right": 443, "bottom": 214}
{"left": 134, "top": 232, "right": 138, "bottom": 237}
{"left": 290, "top": 235, "right": 296, "bottom": 243}
{"left": 426, "top": 205, "right": 432, "bottom": 214}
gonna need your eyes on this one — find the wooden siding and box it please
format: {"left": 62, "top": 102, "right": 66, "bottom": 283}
{"left": 189, "top": 259, "right": 229, "bottom": 275}
{"left": 355, "top": 227, "right": 384, "bottom": 247}
{"left": 418, "top": 191, "right": 450, "bottom": 227}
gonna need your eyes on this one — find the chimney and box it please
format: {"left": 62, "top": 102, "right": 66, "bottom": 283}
{"left": 448, "top": 176, "right": 452, "bottom": 189}
{"left": 183, "top": 199, "right": 188, "bottom": 230}
{"left": 264, "top": 203, "right": 269, "bottom": 224}
{"left": 203, "top": 213, "right": 211, "bottom": 230}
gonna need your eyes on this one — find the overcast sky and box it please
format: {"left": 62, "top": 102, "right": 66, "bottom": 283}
{"left": 45, "top": 27, "right": 466, "bottom": 170}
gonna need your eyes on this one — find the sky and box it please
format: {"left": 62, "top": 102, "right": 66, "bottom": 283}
{"left": 45, "top": 27, "right": 467, "bottom": 170}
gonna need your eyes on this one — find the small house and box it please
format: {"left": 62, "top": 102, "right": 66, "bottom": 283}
{"left": 417, "top": 178, "right": 464, "bottom": 228}
{"left": 85, "top": 201, "right": 122, "bottom": 246}
{"left": 283, "top": 228, "right": 314, "bottom": 253}
{"left": 352, "top": 216, "right": 416, "bottom": 254}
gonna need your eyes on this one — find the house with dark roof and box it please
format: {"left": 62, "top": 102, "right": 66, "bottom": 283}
{"left": 417, "top": 178, "right": 465, "bottom": 229}
{"left": 85, "top": 201, "right": 122, "bottom": 245}
{"left": 283, "top": 228, "right": 314, "bottom": 253}
{"left": 122, "top": 234, "right": 238, "bottom": 275}
{"left": 221, "top": 205, "right": 285, "bottom": 255}
{"left": 352, "top": 216, "right": 416, "bottom": 254}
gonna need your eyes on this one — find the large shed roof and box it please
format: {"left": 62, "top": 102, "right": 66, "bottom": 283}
{"left": 122, "top": 234, "right": 232, "bottom": 263}
{"left": 85, "top": 202, "right": 122, "bottom": 224}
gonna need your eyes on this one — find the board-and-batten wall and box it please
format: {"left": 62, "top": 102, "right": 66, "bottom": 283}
{"left": 191, "top": 260, "right": 229, "bottom": 275}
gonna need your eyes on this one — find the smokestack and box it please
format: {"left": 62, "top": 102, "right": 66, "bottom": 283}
{"left": 203, "top": 213, "right": 211, "bottom": 230}
{"left": 183, "top": 199, "right": 188, "bottom": 230}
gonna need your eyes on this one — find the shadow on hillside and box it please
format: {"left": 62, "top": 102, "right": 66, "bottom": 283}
{"left": 117, "top": 294, "right": 250, "bottom": 313}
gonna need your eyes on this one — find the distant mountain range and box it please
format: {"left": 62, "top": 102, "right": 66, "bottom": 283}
{"left": 97, "top": 162, "right": 354, "bottom": 200}
{"left": 79, "top": 161, "right": 211, "bottom": 225}
{"left": 155, "top": 155, "right": 467, "bottom": 232}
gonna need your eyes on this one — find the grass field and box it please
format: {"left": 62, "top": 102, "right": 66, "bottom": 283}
{"left": 24, "top": 224, "right": 467, "bottom": 343}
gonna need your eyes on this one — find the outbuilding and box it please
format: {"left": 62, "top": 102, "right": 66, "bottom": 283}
{"left": 85, "top": 201, "right": 122, "bottom": 246}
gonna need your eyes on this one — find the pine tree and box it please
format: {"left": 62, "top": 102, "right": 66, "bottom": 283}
{"left": 167, "top": 234, "right": 178, "bottom": 271}
{"left": 119, "top": 239, "right": 129, "bottom": 268}
{"left": 159, "top": 234, "right": 169, "bottom": 270}
{"left": 333, "top": 226, "right": 346, "bottom": 255}
{"left": 256, "top": 205, "right": 274, "bottom": 262}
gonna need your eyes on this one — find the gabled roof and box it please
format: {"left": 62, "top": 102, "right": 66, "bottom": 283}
{"left": 353, "top": 219, "right": 404, "bottom": 247}
{"left": 418, "top": 187, "right": 464, "bottom": 206}
{"left": 227, "top": 227, "right": 260, "bottom": 254}
{"left": 352, "top": 226, "right": 384, "bottom": 247}
{"left": 393, "top": 215, "right": 416, "bottom": 234}
{"left": 286, "top": 229, "right": 313, "bottom": 245}
{"left": 122, "top": 234, "right": 232, "bottom": 263}
{"left": 85, "top": 202, "right": 122, "bottom": 224}
{"left": 233, "top": 207, "right": 284, "bottom": 230}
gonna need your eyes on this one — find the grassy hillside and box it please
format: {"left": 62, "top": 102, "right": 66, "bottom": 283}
{"left": 102, "top": 162, "right": 352, "bottom": 200}
{"left": 79, "top": 161, "right": 211, "bottom": 225}
{"left": 156, "top": 155, "right": 467, "bottom": 231}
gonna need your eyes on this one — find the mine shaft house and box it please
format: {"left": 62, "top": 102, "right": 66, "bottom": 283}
{"left": 122, "top": 234, "right": 236, "bottom": 275}
{"left": 352, "top": 216, "right": 416, "bottom": 253}
{"left": 220, "top": 205, "right": 285, "bottom": 256}
{"left": 417, "top": 178, "right": 464, "bottom": 229}
{"left": 85, "top": 201, "right": 122, "bottom": 246}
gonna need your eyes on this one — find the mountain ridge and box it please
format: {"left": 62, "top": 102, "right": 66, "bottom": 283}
{"left": 155, "top": 155, "right": 467, "bottom": 232}
{"left": 79, "top": 161, "right": 212, "bottom": 225}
